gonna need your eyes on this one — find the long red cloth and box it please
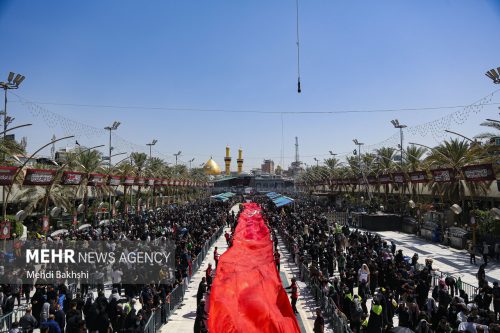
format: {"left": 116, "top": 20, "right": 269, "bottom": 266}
{"left": 208, "top": 203, "right": 300, "bottom": 333}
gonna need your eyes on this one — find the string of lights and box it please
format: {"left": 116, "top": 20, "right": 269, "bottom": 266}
{"left": 11, "top": 88, "right": 500, "bottom": 166}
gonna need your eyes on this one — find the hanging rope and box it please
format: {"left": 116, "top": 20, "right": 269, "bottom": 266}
{"left": 296, "top": 0, "right": 301, "bottom": 93}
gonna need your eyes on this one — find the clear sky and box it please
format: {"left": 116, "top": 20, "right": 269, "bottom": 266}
{"left": 1, "top": 0, "right": 500, "bottom": 170}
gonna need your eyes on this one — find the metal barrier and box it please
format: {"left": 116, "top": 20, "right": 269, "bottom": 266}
{"left": 143, "top": 225, "right": 224, "bottom": 332}
{"left": 280, "top": 231, "right": 352, "bottom": 333}
{"left": 0, "top": 305, "right": 27, "bottom": 333}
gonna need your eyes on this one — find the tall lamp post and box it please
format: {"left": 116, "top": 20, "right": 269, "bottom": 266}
{"left": 313, "top": 157, "right": 319, "bottom": 167}
{"left": 353, "top": 139, "right": 364, "bottom": 166}
{"left": 1, "top": 72, "right": 25, "bottom": 143}
{"left": 391, "top": 119, "right": 407, "bottom": 168}
{"left": 188, "top": 158, "right": 195, "bottom": 169}
{"left": 329, "top": 151, "right": 337, "bottom": 156}
{"left": 174, "top": 151, "right": 182, "bottom": 166}
{"left": 146, "top": 139, "right": 158, "bottom": 159}
{"left": 105, "top": 121, "right": 120, "bottom": 212}
{"left": 1, "top": 72, "right": 25, "bottom": 209}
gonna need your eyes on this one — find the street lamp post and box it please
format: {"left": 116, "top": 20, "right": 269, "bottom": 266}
{"left": 0, "top": 72, "right": 25, "bottom": 212}
{"left": 104, "top": 121, "right": 120, "bottom": 214}
{"left": 4, "top": 135, "right": 74, "bottom": 221}
{"left": 391, "top": 119, "right": 407, "bottom": 168}
{"left": 444, "top": 129, "right": 477, "bottom": 144}
{"left": 329, "top": 151, "right": 337, "bottom": 156}
{"left": 188, "top": 158, "right": 195, "bottom": 169}
{"left": 0, "top": 72, "right": 25, "bottom": 145}
{"left": 353, "top": 139, "right": 364, "bottom": 166}
{"left": 146, "top": 139, "right": 158, "bottom": 159}
{"left": 313, "top": 157, "right": 319, "bottom": 167}
{"left": 174, "top": 151, "right": 182, "bottom": 166}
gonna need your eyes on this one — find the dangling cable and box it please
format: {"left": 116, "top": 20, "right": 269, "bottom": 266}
{"left": 296, "top": 0, "right": 301, "bottom": 93}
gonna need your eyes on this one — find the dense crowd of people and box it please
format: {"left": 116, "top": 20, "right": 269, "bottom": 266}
{"left": 265, "top": 198, "right": 500, "bottom": 333}
{"left": 0, "top": 199, "right": 228, "bottom": 333}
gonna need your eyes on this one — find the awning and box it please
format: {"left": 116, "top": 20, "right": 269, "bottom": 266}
{"left": 268, "top": 193, "right": 294, "bottom": 207}
{"left": 211, "top": 192, "right": 236, "bottom": 202}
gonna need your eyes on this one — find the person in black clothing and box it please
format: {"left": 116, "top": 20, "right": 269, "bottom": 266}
{"left": 285, "top": 278, "right": 299, "bottom": 314}
{"left": 197, "top": 277, "right": 207, "bottom": 307}
{"left": 54, "top": 303, "right": 66, "bottom": 333}
{"left": 194, "top": 299, "right": 208, "bottom": 333}
{"left": 65, "top": 302, "right": 82, "bottom": 333}
{"left": 19, "top": 307, "right": 38, "bottom": 333}
{"left": 493, "top": 282, "right": 500, "bottom": 320}
{"left": 313, "top": 308, "right": 325, "bottom": 333}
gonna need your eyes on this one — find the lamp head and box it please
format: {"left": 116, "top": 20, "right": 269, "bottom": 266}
{"left": 7, "top": 72, "right": 14, "bottom": 83}
{"left": 152, "top": 139, "right": 158, "bottom": 145}
{"left": 485, "top": 68, "right": 500, "bottom": 84}
{"left": 14, "top": 75, "right": 25, "bottom": 86}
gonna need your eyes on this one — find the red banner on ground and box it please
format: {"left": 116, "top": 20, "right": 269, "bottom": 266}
{"left": 208, "top": 203, "right": 300, "bottom": 333}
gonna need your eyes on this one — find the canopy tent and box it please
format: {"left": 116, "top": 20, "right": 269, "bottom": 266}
{"left": 267, "top": 192, "right": 294, "bottom": 208}
{"left": 211, "top": 192, "right": 236, "bottom": 202}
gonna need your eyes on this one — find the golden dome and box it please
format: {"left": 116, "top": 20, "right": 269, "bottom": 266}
{"left": 203, "top": 158, "right": 221, "bottom": 175}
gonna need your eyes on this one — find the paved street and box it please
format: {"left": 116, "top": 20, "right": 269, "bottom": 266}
{"left": 376, "top": 230, "right": 500, "bottom": 286}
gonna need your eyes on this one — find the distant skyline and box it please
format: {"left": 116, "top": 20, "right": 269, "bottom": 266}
{"left": 1, "top": 0, "right": 500, "bottom": 170}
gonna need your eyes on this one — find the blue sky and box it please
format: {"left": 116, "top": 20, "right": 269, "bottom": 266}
{"left": 1, "top": 0, "right": 500, "bottom": 170}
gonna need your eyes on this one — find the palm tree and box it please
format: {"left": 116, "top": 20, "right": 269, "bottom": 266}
{"left": 404, "top": 145, "right": 427, "bottom": 199}
{"left": 15, "top": 164, "right": 73, "bottom": 216}
{"left": 145, "top": 157, "right": 168, "bottom": 208}
{"left": 425, "top": 139, "right": 492, "bottom": 211}
{"left": 475, "top": 120, "right": 500, "bottom": 141}
{"left": 70, "top": 149, "right": 105, "bottom": 222}
{"left": 116, "top": 162, "right": 136, "bottom": 212}
{"left": 130, "top": 152, "right": 148, "bottom": 209}
{"left": 0, "top": 138, "right": 26, "bottom": 165}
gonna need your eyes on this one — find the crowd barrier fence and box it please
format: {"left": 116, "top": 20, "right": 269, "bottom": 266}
{"left": 143, "top": 225, "right": 224, "bottom": 333}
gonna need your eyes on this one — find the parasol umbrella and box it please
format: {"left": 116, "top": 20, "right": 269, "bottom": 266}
{"left": 51, "top": 229, "right": 69, "bottom": 237}
{"left": 78, "top": 224, "right": 92, "bottom": 230}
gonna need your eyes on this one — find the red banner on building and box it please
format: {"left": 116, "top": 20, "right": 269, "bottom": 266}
{"left": 367, "top": 176, "right": 377, "bottom": 184}
{"left": 23, "top": 169, "right": 56, "bottom": 186}
{"left": 0, "top": 221, "right": 11, "bottom": 240}
{"left": 61, "top": 171, "right": 84, "bottom": 185}
{"left": 409, "top": 171, "right": 428, "bottom": 183}
{"left": 135, "top": 177, "right": 145, "bottom": 186}
{"left": 123, "top": 177, "right": 135, "bottom": 186}
{"left": 88, "top": 173, "right": 106, "bottom": 186}
{"left": 432, "top": 168, "right": 454, "bottom": 182}
{"left": 146, "top": 178, "right": 155, "bottom": 187}
{"left": 154, "top": 178, "right": 162, "bottom": 186}
{"left": 0, "top": 166, "right": 18, "bottom": 186}
{"left": 392, "top": 172, "right": 405, "bottom": 184}
{"left": 462, "top": 164, "right": 495, "bottom": 182}
{"left": 162, "top": 179, "right": 170, "bottom": 186}
{"left": 108, "top": 175, "right": 121, "bottom": 186}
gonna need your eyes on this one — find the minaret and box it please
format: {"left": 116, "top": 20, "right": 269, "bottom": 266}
{"left": 237, "top": 148, "right": 243, "bottom": 175}
{"left": 224, "top": 146, "right": 232, "bottom": 176}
